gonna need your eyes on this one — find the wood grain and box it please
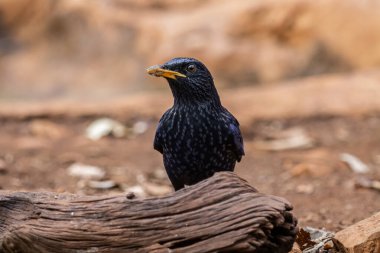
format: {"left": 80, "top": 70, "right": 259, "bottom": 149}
{"left": 0, "top": 172, "right": 297, "bottom": 253}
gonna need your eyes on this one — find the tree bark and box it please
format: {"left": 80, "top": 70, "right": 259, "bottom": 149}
{"left": 0, "top": 172, "right": 297, "bottom": 253}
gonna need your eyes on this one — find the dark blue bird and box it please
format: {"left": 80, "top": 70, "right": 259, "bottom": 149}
{"left": 147, "top": 57, "right": 244, "bottom": 191}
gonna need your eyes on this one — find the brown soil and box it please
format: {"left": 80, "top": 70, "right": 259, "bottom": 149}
{"left": 0, "top": 113, "right": 379, "bottom": 232}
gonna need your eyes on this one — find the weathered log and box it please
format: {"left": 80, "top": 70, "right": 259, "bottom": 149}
{"left": 0, "top": 172, "right": 297, "bottom": 253}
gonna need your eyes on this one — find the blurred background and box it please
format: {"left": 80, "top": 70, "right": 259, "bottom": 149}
{"left": 0, "top": 0, "right": 380, "bottom": 232}
{"left": 2, "top": 0, "right": 380, "bottom": 99}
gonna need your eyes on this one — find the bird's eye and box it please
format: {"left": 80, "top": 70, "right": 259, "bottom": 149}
{"left": 186, "top": 64, "right": 197, "bottom": 73}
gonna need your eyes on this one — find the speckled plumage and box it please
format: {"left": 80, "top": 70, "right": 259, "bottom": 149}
{"left": 153, "top": 58, "right": 244, "bottom": 190}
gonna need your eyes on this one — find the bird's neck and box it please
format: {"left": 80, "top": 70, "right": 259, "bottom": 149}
{"left": 169, "top": 83, "right": 222, "bottom": 109}
{"left": 172, "top": 90, "right": 222, "bottom": 110}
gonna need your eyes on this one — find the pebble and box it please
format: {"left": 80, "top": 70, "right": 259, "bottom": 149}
{"left": 295, "top": 184, "right": 315, "bottom": 194}
{"left": 88, "top": 180, "right": 117, "bottom": 189}
{"left": 125, "top": 185, "right": 146, "bottom": 198}
{"left": 86, "top": 118, "right": 127, "bottom": 140}
{"left": 67, "top": 163, "right": 106, "bottom": 179}
{"left": 253, "top": 128, "right": 314, "bottom": 151}
{"left": 133, "top": 121, "right": 149, "bottom": 135}
{"left": 340, "top": 153, "right": 370, "bottom": 174}
{"left": 126, "top": 192, "right": 135, "bottom": 199}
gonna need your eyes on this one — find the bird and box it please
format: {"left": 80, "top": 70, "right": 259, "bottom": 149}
{"left": 147, "top": 57, "right": 244, "bottom": 191}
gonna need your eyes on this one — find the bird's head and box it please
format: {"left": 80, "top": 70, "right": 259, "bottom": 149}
{"left": 147, "top": 57, "right": 221, "bottom": 106}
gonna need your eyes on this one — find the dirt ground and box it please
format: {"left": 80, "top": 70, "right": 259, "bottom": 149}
{"left": 0, "top": 111, "right": 379, "bottom": 232}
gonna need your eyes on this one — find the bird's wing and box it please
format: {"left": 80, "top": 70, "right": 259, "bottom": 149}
{"left": 154, "top": 120, "right": 164, "bottom": 154}
{"left": 154, "top": 111, "right": 171, "bottom": 154}
{"left": 228, "top": 121, "right": 245, "bottom": 162}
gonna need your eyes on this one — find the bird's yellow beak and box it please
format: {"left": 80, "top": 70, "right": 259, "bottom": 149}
{"left": 147, "top": 65, "right": 186, "bottom": 80}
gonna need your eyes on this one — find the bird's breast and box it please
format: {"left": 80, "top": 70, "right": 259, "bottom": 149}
{"left": 161, "top": 107, "right": 230, "bottom": 155}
